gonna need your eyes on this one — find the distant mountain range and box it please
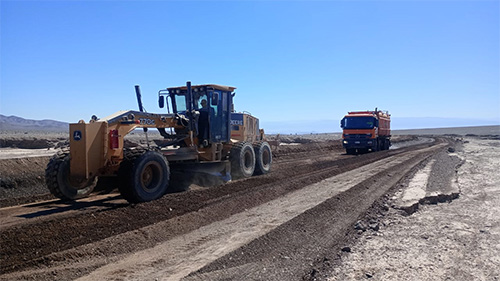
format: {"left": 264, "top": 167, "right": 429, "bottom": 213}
{"left": 0, "top": 114, "right": 68, "bottom": 132}
{"left": 1, "top": 114, "right": 498, "bottom": 134}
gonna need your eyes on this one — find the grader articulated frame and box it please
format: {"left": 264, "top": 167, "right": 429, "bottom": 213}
{"left": 45, "top": 82, "right": 272, "bottom": 203}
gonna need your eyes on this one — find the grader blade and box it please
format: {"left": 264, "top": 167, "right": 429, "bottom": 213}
{"left": 169, "top": 161, "right": 231, "bottom": 190}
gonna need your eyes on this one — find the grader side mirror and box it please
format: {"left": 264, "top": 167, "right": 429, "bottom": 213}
{"left": 158, "top": 95, "right": 165, "bottom": 108}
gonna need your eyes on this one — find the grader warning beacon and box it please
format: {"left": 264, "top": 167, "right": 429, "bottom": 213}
{"left": 45, "top": 82, "right": 272, "bottom": 203}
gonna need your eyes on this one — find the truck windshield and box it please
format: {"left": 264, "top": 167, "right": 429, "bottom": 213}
{"left": 343, "top": 117, "right": 376, "bottom": 129}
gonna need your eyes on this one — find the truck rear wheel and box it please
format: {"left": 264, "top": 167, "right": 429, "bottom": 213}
{"left": 45, "top": 150, "right": 97, "bottom": 200}
{"left": 230, "top": 142, "right": 255, "bottom": 180}
{"left": 253, "top": 141, "right": 272, "bottom": 175}
{"left": 118, "top": 150, "right": 170, "bottom": 203}
{"left": 385, "top": 139, "right": 391, "bottom": 150}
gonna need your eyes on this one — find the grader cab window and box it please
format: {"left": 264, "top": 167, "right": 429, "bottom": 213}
{"left": 174, "top": 94, "right": 187, "bottom": 113}
{"left": 196, "top": 94, "right": 208, "bottom": 110}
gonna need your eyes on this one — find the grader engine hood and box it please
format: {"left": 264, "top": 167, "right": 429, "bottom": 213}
{"left": 230, "top": 113, "right": 263, "bottom": 143}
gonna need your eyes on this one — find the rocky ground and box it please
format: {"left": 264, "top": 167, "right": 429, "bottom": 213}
{"left": 0, "top": 126, "right": 499, "bottom": 280}
{"left": 327, "top": 137, "right": 500, "bottom": 281}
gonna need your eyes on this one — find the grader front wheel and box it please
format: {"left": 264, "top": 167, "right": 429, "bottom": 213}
{"left": 118, "top": 150, "right": 170, "bottom": 203}
{"left": 45, "top": 151, "right": 97, "bottom": 200}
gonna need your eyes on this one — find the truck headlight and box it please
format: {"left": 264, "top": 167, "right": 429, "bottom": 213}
{"left": 343, "top": 140, "right": 348, "bottom": 144}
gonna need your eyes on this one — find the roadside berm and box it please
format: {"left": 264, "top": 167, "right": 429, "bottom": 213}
{"left": 393, "top": 143, "right": 463, "bottom": 214}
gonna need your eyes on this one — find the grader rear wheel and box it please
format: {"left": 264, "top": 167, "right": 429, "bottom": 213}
{"left": 229, "top": 142, "right": 256, "bottom": 180}
{"left": 253, "top": 141, "right": 272, "bottom": 175}
{"left": 45, "top": 151, "right": 97, "bottom": 200}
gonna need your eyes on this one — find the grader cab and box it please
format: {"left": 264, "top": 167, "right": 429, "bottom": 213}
{"left": 45, "top": 82, "right": 272, "bottom": 203}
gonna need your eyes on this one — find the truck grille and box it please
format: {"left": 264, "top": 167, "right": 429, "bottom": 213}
{"left": 344, "top": 134, "right": 371, "bottom": 139}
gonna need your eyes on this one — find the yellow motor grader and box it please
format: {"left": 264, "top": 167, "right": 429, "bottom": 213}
{"left": 45, "top": 82, "right": 272, "bottom": 203}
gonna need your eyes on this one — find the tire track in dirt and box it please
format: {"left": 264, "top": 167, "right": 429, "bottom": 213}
{"left": 0, "top": 194, "right": 125, "bottom": 231}
{"left": 187, "top": 142, "right": 449, "bottom": 281}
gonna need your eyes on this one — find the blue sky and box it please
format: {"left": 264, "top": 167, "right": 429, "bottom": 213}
{"left": 1, "top": 0, "right": 499, "bottom": 132}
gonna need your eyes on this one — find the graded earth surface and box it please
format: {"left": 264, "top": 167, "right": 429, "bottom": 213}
{"left": 0, "top": 126, "right": 499, "bottom": 280}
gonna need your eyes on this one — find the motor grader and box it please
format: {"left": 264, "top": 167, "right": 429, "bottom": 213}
{"left": 45, "top": 82, "right": 272, "bottom": 203}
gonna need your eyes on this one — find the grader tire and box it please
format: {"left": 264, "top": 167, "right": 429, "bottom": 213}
{"left": 230, "top": 142, "right": 255, "bottom": 180}
{"left": 118, "top": 149, "right": 170, "bottom": 203}
{"left": 253, "top": 141, "right": 272, "bottom": 175}
{"left": 45, "top": 150, "right": 97, "bottom": 200}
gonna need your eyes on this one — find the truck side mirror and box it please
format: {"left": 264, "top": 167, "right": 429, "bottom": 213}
{"left": 158, "top": 95, "right": 164, "bottom": 108}
{"left": 375, "top": 119, "right": 379, "bottom": 127}
{"left": 211, "top": 92, "right": 219, "bottom": 106}
{"left": 340, "top": 118, "right": 345, "bottom": 128}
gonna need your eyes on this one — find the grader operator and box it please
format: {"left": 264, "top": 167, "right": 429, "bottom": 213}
{"left": 45, "top": 82, "right": 272, "bottom": 203}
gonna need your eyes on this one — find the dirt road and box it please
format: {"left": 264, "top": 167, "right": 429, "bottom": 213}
{"left": 0, "top": 137, "right": 470, "bottom": 280}
{"left": 327, "top": 138, "right": 500, "bottom": 280}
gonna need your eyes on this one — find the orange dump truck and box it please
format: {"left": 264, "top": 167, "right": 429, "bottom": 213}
{"left": 340, "top": 109, "right": 391, "bottom": 154}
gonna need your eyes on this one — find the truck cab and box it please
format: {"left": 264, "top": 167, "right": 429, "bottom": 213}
{"left": 340, "top": 110, "right": 391, "bottom": 154}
